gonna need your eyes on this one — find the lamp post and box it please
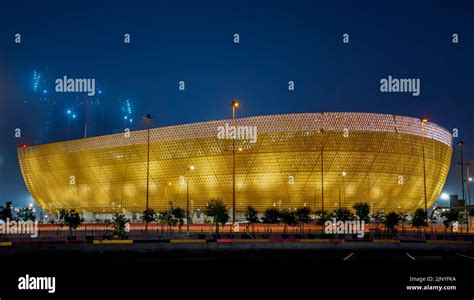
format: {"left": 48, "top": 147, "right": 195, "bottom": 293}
{"left": 458, "top": 141, "right": 465, "bottom": 201}
{"left": 143, "top": 114, "right": 152, "bottom": 233}
{"left": 163, "top": 181, "right": 171, "bottom": 212}
{"left": 466, "top": 165, "right": 472, "bottom": 235}
{"left": 465, "top": 163, "right": 471, "bottom": 235}
{"left": 468, "top": 175, "right": 472, "bottom": 235}
{"left": 339, "top": 172, "right": 346, "bottom": 209}
{"left": 421, "top": 117, "right": 428, "bottom": 221}
{"left": 186, "top": 165, "right": 195, "bottom": 235}
{"left": 84, "top": 94, "right": 88, "bottom": 138}
{"left": 231, "top": 100, "right": 239, "bottom": 225}
{"left": 317, "top": 129, "right": 325, "bottom": 212}
{"left": 467, "top": 164, "right": 472, "bottom": 207}
{"left": 66, "top": 110, "right": 72, "bottom": 138}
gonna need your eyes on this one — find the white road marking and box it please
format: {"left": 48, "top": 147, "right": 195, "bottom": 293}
{"left": 406, "top": 253, "right": 416, "bottom": 261}
{"left": 456, "top": 253, "right": 474, "bottom": 260}
{"left": 343, "top": 252, "right": 354, "bottom": 261}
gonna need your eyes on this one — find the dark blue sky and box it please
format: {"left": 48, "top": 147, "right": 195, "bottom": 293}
{"left": 0, "top": 0, "right": 473, "bottom": 208}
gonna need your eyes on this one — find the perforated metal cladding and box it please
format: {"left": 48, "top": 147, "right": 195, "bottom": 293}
{"left": 18, "top": 112, "right": 452, "bottom": 214}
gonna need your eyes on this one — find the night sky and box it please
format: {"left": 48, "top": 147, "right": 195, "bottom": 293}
{"left": 0, "top": 0, "right": 473, "bottom": 208}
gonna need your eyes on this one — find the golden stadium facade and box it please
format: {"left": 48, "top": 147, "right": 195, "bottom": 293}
{"left": 18, "top": 112, "right": 452, "bottom": 215}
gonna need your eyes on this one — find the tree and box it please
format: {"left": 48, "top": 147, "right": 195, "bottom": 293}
{"left": 411, "top": 208, "right": 428, "bottom": 228}
{"left": 158, "top": 210, "right": 176, "bottom": 232}
{"left": 280, "top": 209, "right": 297, "bottom": 233}
{"left": 314, "top": 210, "right": 331, "bottom": 225}
{"left": 59, "top": 209, "right": 83, "bottom": 237}
{"left": 0, "top": 201, "right": 13, "bottom": 221}
{"left": 385, "top": 212, "right": 400, "bottom": 233}
{"left": 141, "top": 208, "right": 157, "bottom": 223}
{"left": 353, "top": 203, "right": 370, "bottom": 223}
{"left": 372, "top": 211, "right": 386, "bottom": 226}
{"left": 261, "top": 208, "right": 280, "bottom": 225}
{"left": 111, "top": 213, "right": 129, "bottom": 238}
{"left": 204, "top": 199, "right": 229, "bottom": 234}
{"left": 441, "top": 209, "right": 460, "bottom": 232}
{"left": 399, "top": 213, "right": 409, "bottom": 231}
{"left": 295, "top": 207, "right": 312, "bottom": 229}
{"left": 16, "top": 207, "right": 36, "bottom": 222}
{"left": 244, "top": 206, "right": 259, "bottom": 230}
{"left": 171, "top": 207, "right": 186, "bottom": 232}
{"left": 332, "top": 208, "right": 354, "bottom": 221}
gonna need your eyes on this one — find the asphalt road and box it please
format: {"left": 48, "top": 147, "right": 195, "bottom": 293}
{"left": 0, "top": 249, "right": 472, "bottom": 299}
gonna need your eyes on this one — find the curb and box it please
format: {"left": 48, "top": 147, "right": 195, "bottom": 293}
{"left": 170, "top": 239, "right": 206, "bottom": 243}
{"left": 93, "top": 240, "right": 133, "bottom": 244}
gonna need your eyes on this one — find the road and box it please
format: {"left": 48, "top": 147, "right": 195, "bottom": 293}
{"left": 0, "top": 249, "right": 472, "bottom": 299}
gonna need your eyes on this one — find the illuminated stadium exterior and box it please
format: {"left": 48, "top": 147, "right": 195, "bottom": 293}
{"left": 18, "top": 112, "right": 452, "bottom": 218}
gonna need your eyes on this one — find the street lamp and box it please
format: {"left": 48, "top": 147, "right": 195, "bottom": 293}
{"left": 421, "top": 117, "right": 428, "bottom": 221}
{"left": 458, "top": 141, "right": 465, "bottom": 201}
{"left": 231, "top": 100, "right": 239, "bottom": 225}
{"left": 186, "top": 165, "right": 195, "bottom": 235}
{"left": 466, "top": 163, "right": 471, "bottom": 235}
{"left": 458, "top": 141, "right": 468, "bottom": 234}
{"left": 317, "top": 129, "right": 325, "bottom": 212}
{"left": 163, "top": 182, "right": 172, "bottom": 211}
{"left": 143, "top": 114, "right": 152, "bottom": 233}
{"left": 339, "top": 172, "right": 347, "bottom": 209}
{"left": 66, "top": 110, "right": 73, "bottom": 138}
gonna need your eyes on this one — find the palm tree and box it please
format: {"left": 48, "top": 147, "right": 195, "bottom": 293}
{"left": 353, "top": 203, "right": 371, "bottom": 223}
{"left": 385, "top": 212, "right": 400, "bottom": 233}
{"left": 261, "top": 208, "right": 280, "bottom": 231}
{"left": 0, "top": 201, "right": 13, "bottom": 221}
{"left": 111, "top": 213, "right": 129, "bottom": 238}
{"left": 411, "top": 208, "right": 428, "bottom": 228}
{"left": 280, "top": 209, "right": 297, "bottom": 233}
{"left": 399, "top": 213, "right": 409, "bottom": 233}
{"left": 441, "top": 209, "right": 460, "bottom": 233}
{"left": 141, "top": 208, "right": 157, "bottom": 224}
{"left": 332, "top": 208, "right": 354, "bottom": 221}
{"left": 158, "top": 210, "right": 176, "bottom": 233}
{"left": 204, "top": 199, "right": 229, "bottom": 234}
{"left": 372, "top": 211, "right": 386, "bottom": 226}
{"left": 171, "top": 207, "right": 186, "bottom": 232}
{"left": 295, "top": 207, "right": 312, "bottom": 231}
{"left": 59, "top": 209, "right": 83, "bottom": 238}
{"left": 16, "top": 207, "right": 36, "bottom": 222}
{"left": 314, "top": 210, "right": 330, "bottom": 226}
{"left": 244, "top": 206, "right": 259, "bottom": 232}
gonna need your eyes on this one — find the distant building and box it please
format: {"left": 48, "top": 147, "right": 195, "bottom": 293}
{"left": 449, "top": 194, "right": 465, "bottom": 208}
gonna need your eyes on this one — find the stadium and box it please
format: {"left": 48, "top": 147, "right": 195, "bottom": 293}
{"left": 17, "top": 112, "right": 452, "bottom": 220}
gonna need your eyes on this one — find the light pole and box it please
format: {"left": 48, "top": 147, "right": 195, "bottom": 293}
{"left": 84, "top": 94, "right": 89, "bottom": 138}
{"left": 317, "top": 129, "right": 325, "bottom": 212}
{"left": 66, "top": 110, "right": 72, "bottom": 138}
{"left": 466, "top": 163, "right": 471, "bottom": 235}
{"left": 143, "top": 114, "right": 152, "bottom": 233}
{"left": 467, "top": 165, "right": 472, "bottom": 206}
{"left": 458, "top": 141, "right": 465, "bottom": 201}
{"left": 186, "top": 165, "right": 195, "bottom": 235}
{"left": 421, "top": 117, "right": 428, "bottom": 221}
{"left": 231, "top": 100, "right": 239, "bottom": 225}
{"left": 163, "top": 182, "right": 171, "bottom": 212}
{"left": 339, "top": 172, "right": 346, "bottom": 209}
